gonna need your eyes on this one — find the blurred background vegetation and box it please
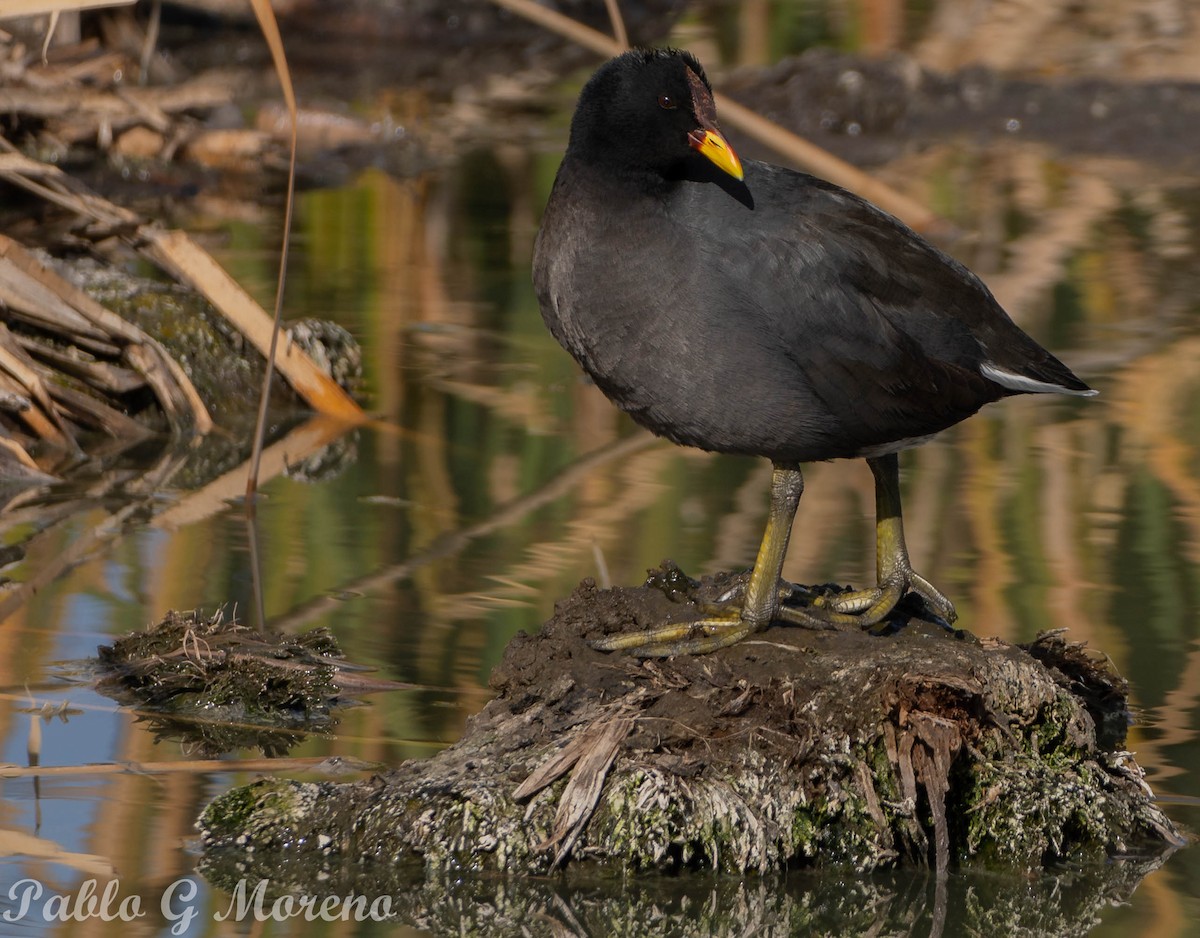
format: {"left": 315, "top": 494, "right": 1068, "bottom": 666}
{"left": 0, "top": 0, "right": 1198, "bottom": 934}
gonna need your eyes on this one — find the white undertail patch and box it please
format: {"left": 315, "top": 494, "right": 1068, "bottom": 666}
{"left": 980, "top": 362, "right": 1098, "bottom": 397}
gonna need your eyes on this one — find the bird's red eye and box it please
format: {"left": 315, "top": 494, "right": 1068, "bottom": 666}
{"left": 658, "top": 94, "right": 676, "bottom": 109}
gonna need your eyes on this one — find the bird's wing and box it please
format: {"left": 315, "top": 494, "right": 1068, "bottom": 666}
{"left": 671, "top": 170, "right": 1001, "bottom": 449}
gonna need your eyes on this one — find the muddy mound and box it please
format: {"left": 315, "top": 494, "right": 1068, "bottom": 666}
{"left": 200, "top": 565, "right": 1181, "bottom": 879}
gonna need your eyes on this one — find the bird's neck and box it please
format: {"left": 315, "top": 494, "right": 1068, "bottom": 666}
{"left": 566, "top": 150, "right": 681, "bottom": 201}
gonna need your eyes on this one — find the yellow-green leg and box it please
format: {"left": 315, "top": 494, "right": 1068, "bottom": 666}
{"left": 591, "top": 463, "right": 820, "bottom": 656}
{"left": 810, "top": 453, "right": 956, "bottom": 626}
{"left": 590, "top": 454, "right": 956, "bottom": 658}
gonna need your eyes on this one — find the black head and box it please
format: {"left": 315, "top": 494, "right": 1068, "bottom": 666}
{"left": 567, "top": 49, "right": 743, "bottom": 187}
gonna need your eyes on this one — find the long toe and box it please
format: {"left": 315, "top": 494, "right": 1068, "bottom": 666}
{"left": 801, "top": 572, "right": 956, "bottom": 628}
{"left": 589, "top": 615, "right": 758, "bottom": 657}
{"left": 908, "top": 573, "right": 958, "bottom": 624}
{"left": 816, "top": 582, "right": 905, "bottom": 625}
{"left": 590, "top": 579, "right": 828, "bottom": 656}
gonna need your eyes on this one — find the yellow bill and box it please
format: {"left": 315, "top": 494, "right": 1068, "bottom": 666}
{"left": 688, "top": 128, "right": 744, "bottom": 182}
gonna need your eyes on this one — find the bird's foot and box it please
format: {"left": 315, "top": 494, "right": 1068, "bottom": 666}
{"left": 589, "top": 581, "right": 839, "bottom": 657}
{"left": 807, "top": 571, "right": 957, "bottom": 629}
{"left": 588, "top": 572, "right": 958, "bottom": 656}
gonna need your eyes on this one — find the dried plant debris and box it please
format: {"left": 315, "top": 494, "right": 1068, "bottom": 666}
{"left": 199, "top": 565, "right": 1183, "bottom": 882}
{"left": 92, "top": 608, "right": 397, "bottom": 756}
{"left": 0, "top": 140, "right": 365, "bottom": 422}
{"left": 0, "top": 234, "right": 209, "bottom": 460}
{"left": 0, "top": 17, "right": 417, "bottom": 186}
{"left": 55, "top": 255, "right": 361, "bottom": 431}
{"left": 0, "top": 19, "right": 249, "bottom": 169}
{"left": 0, "top": 147, "right": 364, "bottom": 482}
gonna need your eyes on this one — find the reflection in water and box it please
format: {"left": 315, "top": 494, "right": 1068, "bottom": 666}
{"left": 0, "top": 4, "right": 1199, "bottom": 935}
{"left": 194, "top": 854, "right": 1174, "bottom": 938}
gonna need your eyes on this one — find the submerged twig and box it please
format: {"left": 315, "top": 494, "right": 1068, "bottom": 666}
{"left": 0, "top": 755, "right": 379, "bottom": 779}
{"left": 245, "top": 0, "right": 302, "bottom": 502}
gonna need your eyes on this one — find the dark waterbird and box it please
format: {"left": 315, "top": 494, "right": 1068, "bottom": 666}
{"left": 533, "top": 49, "right": 1095, "bottom": 656}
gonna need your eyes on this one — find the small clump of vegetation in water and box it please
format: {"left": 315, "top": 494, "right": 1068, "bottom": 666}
{"left": 91, "top": 609, "right": 361, "bottom": 756}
